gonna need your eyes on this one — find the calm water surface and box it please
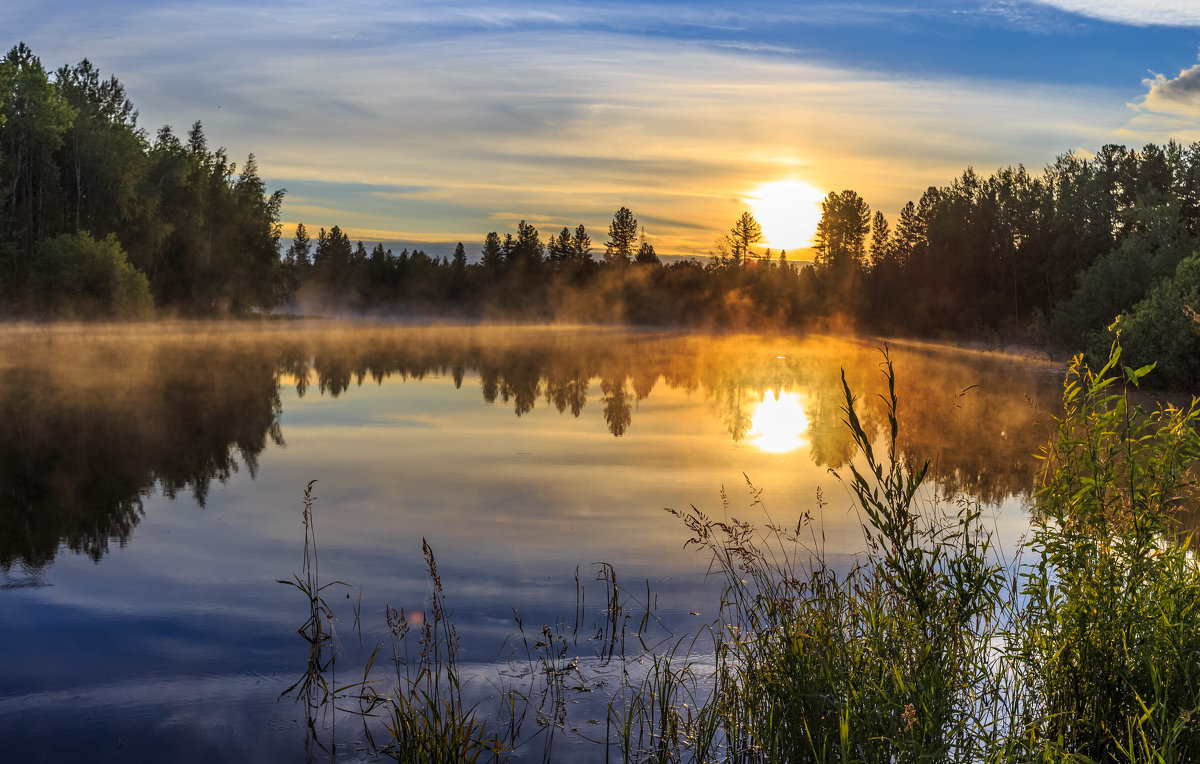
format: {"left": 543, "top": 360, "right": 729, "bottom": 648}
{"left": 0, "top": 323, "right": 1063, "bottom": 761}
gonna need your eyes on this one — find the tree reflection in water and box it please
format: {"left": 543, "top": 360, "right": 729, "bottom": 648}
{"left": 0, "top": 324, "right": 1061, "bottom": 571}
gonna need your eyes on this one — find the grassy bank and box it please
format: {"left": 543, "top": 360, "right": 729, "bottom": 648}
{"left": 283, "top": 341, "right": 1200, "bottom": 762}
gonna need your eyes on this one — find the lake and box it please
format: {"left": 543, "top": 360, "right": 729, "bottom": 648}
{"left": 0, "top": 322, "right": 1064, "bottom": 762}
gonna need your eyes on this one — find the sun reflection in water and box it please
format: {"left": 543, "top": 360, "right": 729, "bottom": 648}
{"left": 748, "top": 390, "right": 809, "bottom": 453}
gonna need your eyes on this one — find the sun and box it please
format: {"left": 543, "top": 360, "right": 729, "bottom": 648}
{"left": 745, "top": 180, "right": 826, "bottom": 252}
{"left": 747, "top": 390, "right": 810, "bottom": 454}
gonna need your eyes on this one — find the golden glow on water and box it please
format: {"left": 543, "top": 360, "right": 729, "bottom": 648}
{"left": 748, "top": 390, "right": 810, "bottom": 453}
{"left": 746, "top": 180, "right": 825, "bottom": 251}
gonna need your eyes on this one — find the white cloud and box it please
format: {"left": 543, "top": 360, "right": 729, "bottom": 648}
{"left": 1137, "top": 63, "right": 1200, "bottom": 113}
{"left": 1029, "top": 1, "right": 1200, "bottom": 27}
{"left": 1122, "top": 56, "right": 1200, "bottom": 144}
{"left": 11, "top": 1, "right": 1139, "bottom": 254}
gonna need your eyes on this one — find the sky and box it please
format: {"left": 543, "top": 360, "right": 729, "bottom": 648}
{"left": 9, "top": 0, "right": 1200, "bottom": 259}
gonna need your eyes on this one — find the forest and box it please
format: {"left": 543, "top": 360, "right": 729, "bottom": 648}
{"left": 2, "top": 42, "right": 1198, "bottom": 383}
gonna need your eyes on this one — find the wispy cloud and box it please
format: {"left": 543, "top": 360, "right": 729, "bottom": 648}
{"left": 1028, "top": 1, "right": 1200, "bottom": 27}
{"left": 7, "top": 0, "right": 1158, "bottom": 255}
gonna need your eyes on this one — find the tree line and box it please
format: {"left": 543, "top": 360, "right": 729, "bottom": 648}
{"left": 284, "top": 204, "right": 824, "bottom": 329}
{"left": 290, "top": 140, "right": 1200, "bottom": 385}
{"left": 4, "top": 43, "right": 1198, "bottom": 382}
{"left": 0, "top": 43, "right": 288, "bottom": 316}
{"left": 812, "top": 144, "right": 1200, "bottom": 383}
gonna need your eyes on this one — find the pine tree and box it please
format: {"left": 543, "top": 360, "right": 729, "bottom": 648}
{"left": 814, "top": 190, "right": 871, "bottom": 273}
{"left": 571, "top": 224, "right": 592, "bottom": 264}
{"left": 481, "top": 232, "right": 502, "bottom": 269}
{"left": 286, "top": 222, "right": 311, "bottom": 267}
{"left": 547, "top": 226, "right": 572, "bottom": 263}
{"left": 512, "top": 220, "right": 543, "bottom": 267}
{"left": 728, "top": 211, "right": 763, "bottom": 264}
{"left": 605, "top": 207, "right": 638, "bottom": 264}
{"left": 869, "top": 210, "right": 891, "bottom": 268}
{"left": 635, "top": 241, "right": 659, "bottom": 264}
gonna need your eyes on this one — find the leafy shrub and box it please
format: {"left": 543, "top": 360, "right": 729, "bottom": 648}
{"left": 1116, "top": 254, "right": 1200, "bottom": 387}
{"left": 1009, "top": 344, "right": 1200, "bottom": 760}
{"left": 32, "top": 231, "right": 152, "bottom": 318}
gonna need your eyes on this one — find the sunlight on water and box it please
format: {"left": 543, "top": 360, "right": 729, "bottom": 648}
{"left": 748, "top": 390, "right": 810, "bottom": 453}
{"left": 0, "top": 322, "right": 1066, "bottom": 762}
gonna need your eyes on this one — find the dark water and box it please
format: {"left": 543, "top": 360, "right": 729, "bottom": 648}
{"left": 0, "top": 323, "right": 1064, "bottom": 761}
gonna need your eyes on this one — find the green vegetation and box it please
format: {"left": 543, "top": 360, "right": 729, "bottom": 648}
{"left": 279, "top": 144, "right": 1200, "bottom": 385}
{"left": 284, "top": 342, "right": 1200, "bottom": 761}
{"left": 31, "top": 231, "right": 151, "bottom": 317}
{"left": 0, "top": 43, "right": 288, "bottom": 317}
{"left": 1007, "top": 345, "right": 1200, "bottom": 760}
{"left": 1118, "top": 255, "right": 1200, "bottom": 388}
{"left": 4, "top": 40, "right": 1200, "bottom": 375}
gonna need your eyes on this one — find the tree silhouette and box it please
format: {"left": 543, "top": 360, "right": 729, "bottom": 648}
{"left": 728, "top": 211, "right": 763, "bottom": 264}
{"left": 869, "top": 210, "right": 891, "bottom": 268}
{"left": 635, "top": 241, "right": 659, "bottom": 264}
{"left": 814, "top": 190, "right": 871, "bottom": 273}
{"left": 481, "top": 232, "right": 503, "bottom": 269}
{"left": 547, "top": 227, "right": 573, "bottom": 263}
{"left": 286, "top": 223, "right": 311, "bottom": 268}
{"left": 512, "top": 220, "right": 543, "bottom": 268}
{"left": 605, "top": 207, "right": 638, "bottom": 265}
{"left": 571, "top": 224, "right": 593, "bottom": 264}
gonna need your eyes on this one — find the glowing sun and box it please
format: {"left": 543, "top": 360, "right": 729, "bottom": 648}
{"left": 746, "top": 180, "right": 826, "bottom": 252}
{"left": 747, "top": 390, "right": 810, "bottom": 454}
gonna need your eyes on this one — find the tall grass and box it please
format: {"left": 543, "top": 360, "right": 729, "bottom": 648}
{"left": 281, "top": 341, "right": 1200, "bottom": 762}
{"left": 276, "top": 479, "right": 346, "bottom": 755}
{"left": 370, "top": 539, "right": 505, "bottom": 763}
{"left": 1005, "top": 343, "right": 1200, "bottom": 761}
{"left": 652, "top": 346, "right": 1008, "bottom": 762}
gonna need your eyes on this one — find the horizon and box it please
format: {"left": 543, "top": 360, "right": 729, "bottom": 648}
{"left": 11, "top": 1, "right": 1200, "bottom": 258}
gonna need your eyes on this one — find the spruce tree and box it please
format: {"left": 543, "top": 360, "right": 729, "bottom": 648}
{"left": 481, "top": 232, "right": 502, "bottom": 269}
{"left": 605, "top": 207, "right": 638, "bottom": 264}
{"left": 571, "top": 224, "right": 592, "bottom": 264}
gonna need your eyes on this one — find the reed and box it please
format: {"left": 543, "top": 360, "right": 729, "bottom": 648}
{"left": 281, "top": 341, "right": 1200, "bottom": 762}
{"left": 368, "top": 539, "right": 504, "bottom": 763}
{"left": 276, "top": 479, "right": 345, "bottom": 754}
{"left": 1002, "top": 342, "right": 1200, "bottom": 761}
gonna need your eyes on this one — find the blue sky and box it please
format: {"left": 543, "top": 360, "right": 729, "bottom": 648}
{"left": 10, "top": 0, "right": 1200, "bottom": 257}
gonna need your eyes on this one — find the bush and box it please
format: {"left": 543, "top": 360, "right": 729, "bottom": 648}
{"left": 32, "top": 231, "right": 152, "bottom": 318}
{"left": 1009, "top": 343, "right": 1200, "bottom": 760}
{"left": 1116, "top": 254, "right": 1200, "bottom": 387}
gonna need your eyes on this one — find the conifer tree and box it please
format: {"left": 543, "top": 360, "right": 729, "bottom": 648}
{"left": 605, "top": 207, "right": 638, "bottom": 264}
{"left": 512, "top": 220, "right": 543, "bottom": 267}
{"left": 635, "top": 241, "right": 659, "bottom": 264}
{"left": 481, "top": 232, "right": 502, "bottom": 269}
{"left": 728, "top": 211, "right": 763, "bottom": 265}
{"left": 286, "top": 223, "right": 311, "bottom": 267}
{"left": 571, "top": 224, "right": 592, "bottom": 264}
{"left": 547, "top": 227, "right": 572, "bottom": 263}
{"left": 869, "top": 210, "right": 891, "bottom": 268}
{"left": 814, "top": 190, "right": 871, "bottom": 273}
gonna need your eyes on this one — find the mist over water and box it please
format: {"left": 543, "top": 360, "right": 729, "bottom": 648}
{"left": 0, "top": 322, "right": 1062, "bottom": 761}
